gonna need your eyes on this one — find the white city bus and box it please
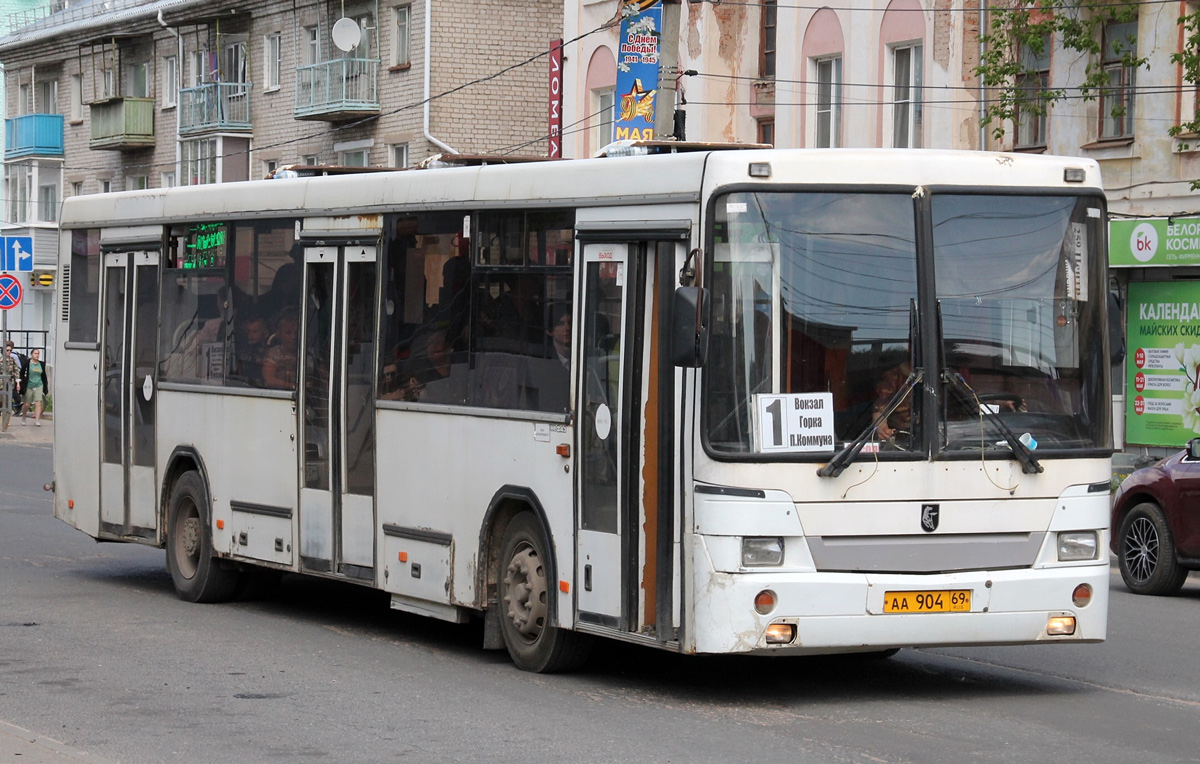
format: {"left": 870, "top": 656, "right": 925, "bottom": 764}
{"left": 52, "top": 147, "right": 1112, "bottom": 672}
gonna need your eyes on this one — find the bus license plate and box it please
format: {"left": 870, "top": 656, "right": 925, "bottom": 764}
{"left": 883, "top": 590, "right": 971, "bottom": 613}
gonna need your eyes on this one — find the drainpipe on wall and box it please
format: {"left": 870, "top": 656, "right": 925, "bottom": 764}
{"left": 423, "top": 0, "right": 457, "bottom": 154}
{"left": 158, "top": 10, "right": 182, "bottom": 180}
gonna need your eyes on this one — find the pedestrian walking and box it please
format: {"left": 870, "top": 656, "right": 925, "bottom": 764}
{"left": 19, "top": 348, "right": 48, "bottom": 426}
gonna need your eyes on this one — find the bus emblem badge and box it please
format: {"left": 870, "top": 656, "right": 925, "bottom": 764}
{"left": 920, "top": 504, "right": 940, "bottom": 532}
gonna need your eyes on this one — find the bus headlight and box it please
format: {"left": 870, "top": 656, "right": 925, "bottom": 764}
{"left": 742, "top": 537, "right": 784, "bottom": 567}
{"left": 1057, "top": 531, "right": 1098, "bottom": 561}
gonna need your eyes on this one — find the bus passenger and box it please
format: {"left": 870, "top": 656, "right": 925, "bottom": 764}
{"left": 262, "top": 312, "right": 299, "bottom": 389}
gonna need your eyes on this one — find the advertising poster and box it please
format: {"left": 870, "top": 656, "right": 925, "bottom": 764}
{"left": 614, "top": 0, "right": 663, "bottom": 142}
{"left": 1125, "top": 281, "right": 1200, "bottom": 446}
{"left": 1110, "top": 216, "right": 1200, "bottom": 267}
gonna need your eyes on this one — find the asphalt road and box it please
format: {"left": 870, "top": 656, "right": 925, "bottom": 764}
{"left": 2, "top": 439, "right": 1198, "bottom": 763}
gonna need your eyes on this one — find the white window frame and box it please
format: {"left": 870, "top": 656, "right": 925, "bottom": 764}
{"left": 340, "top": 149, "right": 369, "bottom": 167}
{"left": 814, "top": 55, "right": 842, "bottom": 148}
{"left": 38, "top": 182, "right": 57, "bottom": 223}
{"left": 162, "top": 171, "right": 177, "bottom": 188}
{"left": 163, "top": 55, "right": 178, "bottom": 108}
{"left": 302, "top": 26, "right": 320, "bottom": 67}
{"left": 38, "top": 80, "right": 58, "bottom": 115}
{"left": 891, "top": 43, "right": 923, "bottom": 148}
{"left": 264, "top": 33, "right": 282, "bottom": 91}
{"left": 6, "top": 162, "right": 30, "bottom": 223}
{"left": 390, "top": 143, "right": 409, "bottom": 168}
{"left": 71, "top": 181, "right": 83, "bottom": 196}
{"left": 263, "top": 159, "right": 279, "bottom": 178}
{"left": 182, "top": 137, "right": 219, "bottom": 186}
{"left": 592, "top": 87, "right": 615, "bottom": 154}
{"left": 101, "top": 179, "right": 112, "bottom": 194}
{"left": 393, "top": 5, "right": 411, "bottom": 67}
{"left": 70, "top": 74, "right": 83, "bottom": 121}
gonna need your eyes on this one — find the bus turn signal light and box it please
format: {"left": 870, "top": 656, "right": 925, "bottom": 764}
{"left": 754, "top": 590, "right": 776, "bottom": 615}
{"left": 1072, "top": 584, "right": 1092, "bottom": 607}
{"left": 1047, "top": 616, "right": 1076, "bottom": 635}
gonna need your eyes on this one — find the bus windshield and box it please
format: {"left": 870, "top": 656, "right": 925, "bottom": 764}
{"left": 704, "top": 190, "right": 1110, "bottom": 458}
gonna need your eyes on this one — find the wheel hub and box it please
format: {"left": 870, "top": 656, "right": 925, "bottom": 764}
{"left": 1124, "top": 516, "right": 1158, "bottom": 583}
{"left": 503, "top": 545, "right": 547, "bottom": 641}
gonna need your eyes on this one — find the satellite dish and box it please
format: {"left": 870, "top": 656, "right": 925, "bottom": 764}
{"left": 331, "top": 17, "right": 361, "bottom": 52}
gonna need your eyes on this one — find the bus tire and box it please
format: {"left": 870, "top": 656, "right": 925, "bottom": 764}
{"left": 1118, "top": 502, "right": 1188, "bottom": 596}
{"left": 498, "top": 512, "right": 591, "bottom": 673}
{"left": 166, "top": 471, "right": 239, "bottom": 603}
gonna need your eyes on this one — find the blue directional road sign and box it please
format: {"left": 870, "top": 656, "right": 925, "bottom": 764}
{"left": 0, "top": 236, "right": 33, "bottom": 272}
{"left": 0, "top": 273, "right": 21, "bottom": 310}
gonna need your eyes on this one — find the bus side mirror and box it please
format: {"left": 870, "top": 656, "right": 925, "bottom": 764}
{"left": 671, "top": 286, "right": 711, "bottom": 368}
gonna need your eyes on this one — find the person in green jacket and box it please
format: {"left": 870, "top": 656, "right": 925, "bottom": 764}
{"left": 19, "top": 348, "right": 49, "bottom": 427}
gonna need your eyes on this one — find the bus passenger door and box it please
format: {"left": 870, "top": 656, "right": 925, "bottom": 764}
{"left": 298, "top": 245, "right": 378, "bottom": 578}
{"left": 99, "top": 251, "right": 160, "bottom": 539}
{"left": 576, "top": 242, "right": 641, "bottom": 628}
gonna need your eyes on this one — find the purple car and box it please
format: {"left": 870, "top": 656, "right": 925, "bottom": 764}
{"left": 1111, "top": 440, "right": 1200, "bottom": 595}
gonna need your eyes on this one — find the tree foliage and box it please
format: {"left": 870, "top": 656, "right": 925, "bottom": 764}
{"left": 975, "top": 0, "right": 1150, "bottom": 141}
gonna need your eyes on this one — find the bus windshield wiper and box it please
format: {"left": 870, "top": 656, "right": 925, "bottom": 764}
{"left": 818, "top": 368, "right": 923, "bottom": 479}
{"left": 942, "top": 370, "right": 1043, "bottom": 475}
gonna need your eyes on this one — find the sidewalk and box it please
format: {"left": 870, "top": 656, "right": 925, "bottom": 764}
{"left": 0, "top": 411, "right": 52, "bottom": 444}
{"left": 0, "top": 720, "right": 117, "bottom": 763}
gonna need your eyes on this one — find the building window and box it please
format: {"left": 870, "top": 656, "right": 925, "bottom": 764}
{"left": 182, "top": 138, "right": 218, "bottom": 185}
{"left": 124, "top": 60, "right": 150, "bottom": 98}
{"left": 127, "top": 176, "right": 148, "bottom": 190}
{"left": 393, "top": 5, "right": 411, "bottom": 67}
{"left": 341, "top": 149, "right": 369, "bottom": 167}
{"left": 72, "top": 181, "right": 83, "bottom": 196}
{"left": 1015, "top": 37, "right": 1050, "bottom": 149}
{"left": 101, "top": 179, "right": 112, "bottom": 194}
{"left": 17, "top": 83, "right": 31, "bottom": 115}
{"left": 302, "top": 26, "right": 320, "bottom": 67}
{"left": 757, "top": 118, "right": 775, "bottom": 145}
{"left": 815, "top": 56, "right": 842, "bottom": 147}
{"left": 593, "top": 88, "right": 615, "bottom": 153}
{"left": 188, "top": 50, "right": 210, "bottom": 87}
{"left": 263, "top": 159, "right": 278, "bottom": 178}
{"left": 162, "top": 171, "right": 176, "bottom": 188}
{"left": 38, "top": 80, "right": 58, "bottom": 114}
{"left": 1100, "top": 20, "right": 1137, "bottom": 140}
{"left": 70, "top": 74, "right": 83, "bottom": 121}
{"left": 265, "top": 34, "right": 281, "bottom": 90}
{"left": 303, "top": 154, "right": 319, "bottom": 165}
{"left": 163, "top": 56, "right": 178, "bottom": 107}
{"left": 760, "top": 0, "right": 777, "bottom": 78}
{"left": 226, "top": 42, "right": 249, "bottom": 96}
{"left": 38, "top": 184, "right": 58, "bottom": 222}
{"left": 892, "top": 43, "right": 923, "bottom": 148}
{"left": 7, "top": 163, "right": 31, "bottom": 223}
{"left": 390, "top": 143, "right": 409, "bottom": 168}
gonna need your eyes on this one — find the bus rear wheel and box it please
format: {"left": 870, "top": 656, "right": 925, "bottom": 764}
{"left": 497, "top": 513, "right": 591, "bottom": 673}
{"left": 166, "top": 471, "right": 239, "bottom": 603}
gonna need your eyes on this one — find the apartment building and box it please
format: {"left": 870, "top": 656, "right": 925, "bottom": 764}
{"left": 0, "top": 0, "right": 561, "bottom": 349}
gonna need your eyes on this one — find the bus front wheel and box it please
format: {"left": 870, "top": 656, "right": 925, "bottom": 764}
{"left": 497, "top": 513, "right": 591, "bottom": 673}
{"left": 166, "top": 471, "right": 240, "bottom": 603}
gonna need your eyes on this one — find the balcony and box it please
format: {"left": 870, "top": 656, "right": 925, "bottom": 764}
{"left": 295, "top": 58, "right": 379, "bottom": 121}
{"left": 179, "top": 82, "right": 252, "bottom": 134}
{"left": 5, "top": 114, "right": 64, "bottom": 159}
{"left": 89, "top": 97, "right": 154, "bottom": 150}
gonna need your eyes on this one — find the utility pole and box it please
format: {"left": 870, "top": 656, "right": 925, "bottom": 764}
{"left": 654, "top": 0, "right": 682, "bottom": 141}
